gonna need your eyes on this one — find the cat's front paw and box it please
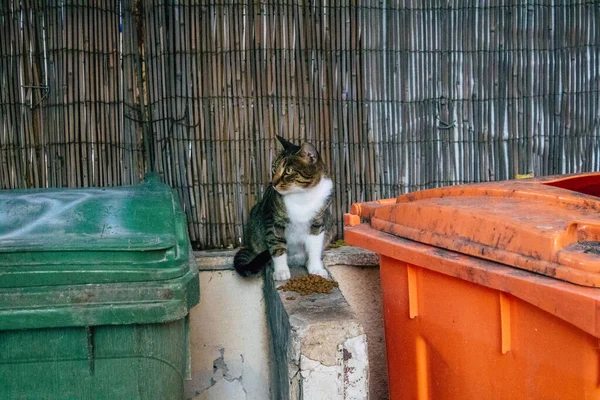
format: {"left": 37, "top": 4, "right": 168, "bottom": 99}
{"left": 272, "top": 254, "right": 291, "bottom": 280}
{"left": 272, "top": 254, "right": 291, "bottom": 281}
{"left": 273, "top": 268, "right": 291, "bottom": 281}
{"left": 307, "top": 261, "right": 328, "bottom": 278}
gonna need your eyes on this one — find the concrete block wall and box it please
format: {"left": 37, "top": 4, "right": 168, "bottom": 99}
{"left": 187, "top": 247, "right": 386, "bottom": 400}
{"left": 185, "top": 252, "right": 272, "bottom": 400}
{"left": 264, "top": 266, "right": 369, "bottom": 399}
{"left": 326, "top": 248, "right": 389, "bottom": 400}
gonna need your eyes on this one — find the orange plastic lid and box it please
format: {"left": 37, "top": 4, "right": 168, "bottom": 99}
{"left": 366, "top": 173, "right": 600, "bottom": 287}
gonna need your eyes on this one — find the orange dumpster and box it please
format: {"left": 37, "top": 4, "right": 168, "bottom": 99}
{"left": 344, "top": 173, "right": 600, "bottom": 400}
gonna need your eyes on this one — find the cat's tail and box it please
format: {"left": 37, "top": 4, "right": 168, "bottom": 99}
{"left": 234, "top": 248, "right": 271, "bottom": 277}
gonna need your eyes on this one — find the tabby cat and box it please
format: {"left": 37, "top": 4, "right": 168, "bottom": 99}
{"left": 234, "top": 135, "right": 334, "bottom": 280}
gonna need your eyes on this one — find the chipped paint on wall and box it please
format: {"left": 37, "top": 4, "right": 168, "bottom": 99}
{"left": 190, "top": 347, "right": 247, "bottom": 400}
{"left": 185, "top": 270, "right": 271, "bottom": 400}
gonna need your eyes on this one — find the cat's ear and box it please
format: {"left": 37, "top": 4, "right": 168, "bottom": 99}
{"left": 300, "top": 142, "right": 319, "bottom": 164}
{"left": 276, "top": 135, "right": 301, "bottom": 153}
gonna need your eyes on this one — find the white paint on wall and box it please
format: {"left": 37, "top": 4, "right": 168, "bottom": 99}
{"left": 186, "top": 270, "right": 272, "bottom": 400}
{"left": 189, "top": 247, "right": 383, "bottom": 400}
{"left": 342, "top": 335, "right": 369, "bottom": 399}
{"left": 300, "top": 354, "right": 342, "bottom": 399}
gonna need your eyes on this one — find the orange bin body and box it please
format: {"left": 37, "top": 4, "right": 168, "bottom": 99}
{"left": 344, "top": 173, "right": 600, "bottom": 400}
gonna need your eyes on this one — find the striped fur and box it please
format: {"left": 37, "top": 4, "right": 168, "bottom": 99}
{"left": 234, "top": 136, "right": 334, "bottom": 280}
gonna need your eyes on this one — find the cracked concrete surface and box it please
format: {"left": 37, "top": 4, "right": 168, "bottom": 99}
{"left": 185, "top": 269, "right": 271, "bottom": 400}
{"left": 190, "top": 247, "right": 379, "bottom": 400}
{"left": 328, "top": 260, "right": 389, "bottom": 400}
{"left": 190, "top": 348, "right": 248, "bottom": 400}
{"left": 300, "top": 354, "right": 342, "bottom": 399}
{"left": 342, "top": 335, "right": 369, "bottom": 399}
{"left": 265, "top": 266, "right": 369, "bottom": 399}
{"left": 193, "top": 378, "right": 246, "bottom": 400}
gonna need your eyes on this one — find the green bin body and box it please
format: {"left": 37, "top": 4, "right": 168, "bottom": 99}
{"left": 0, "top": 177, "right": 199, "bottom": 399}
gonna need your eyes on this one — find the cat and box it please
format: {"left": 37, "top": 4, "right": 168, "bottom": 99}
{"left": 234, "top": 135, "right": 334, "bottom": 280}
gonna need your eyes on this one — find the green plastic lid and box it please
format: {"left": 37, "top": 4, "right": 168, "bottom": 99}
{"left": 0, "top": 177, "right": 190, "bottom": 288}
{"left": 0, "top": 177, "right": 199, "bottom": 329}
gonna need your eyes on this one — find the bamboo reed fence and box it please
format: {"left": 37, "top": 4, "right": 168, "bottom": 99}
{"left": 1, "top": 0, "right": 599, "bottom": 249}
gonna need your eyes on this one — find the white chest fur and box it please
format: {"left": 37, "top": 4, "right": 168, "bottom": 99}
{"left": 282, "top": 177, "right": 332, "bottom": 255}
{"left": 273, "top": 177, "right": 332, "bottom": 280}
{"left": 283, "top": 177, "right": 333, "bottom": 223}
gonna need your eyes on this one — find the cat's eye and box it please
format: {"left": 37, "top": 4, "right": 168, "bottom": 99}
{"left": 285, "top": 167, "right": 293, "bottom": 175}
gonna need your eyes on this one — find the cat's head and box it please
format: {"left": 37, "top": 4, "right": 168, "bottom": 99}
{"left": 271, "top": 135, "right": 327, "bottom": 194}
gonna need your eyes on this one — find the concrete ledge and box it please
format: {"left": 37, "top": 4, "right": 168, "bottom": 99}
{"left": 323, "top": 245, "right": 378, "bottom": 267}
{"left": 192, "top": 246, "right": 377, "bottom": 399}
{"left": 194, "top": 250, "right": 235, "bottom": 271}
{"left": 194, "top": 246, "right": 378, "bottom": 271}
{"left": 265, "top": 267, "right": 369, "bottom": 399}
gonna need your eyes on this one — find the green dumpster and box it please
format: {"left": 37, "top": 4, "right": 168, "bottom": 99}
{"left": 0, "top": 177, "right": 199, "bottom": 399}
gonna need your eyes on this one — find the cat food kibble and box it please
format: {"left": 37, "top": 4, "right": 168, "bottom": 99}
{"left": 277, "top": 274, "right": 339, "bottom": 295}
